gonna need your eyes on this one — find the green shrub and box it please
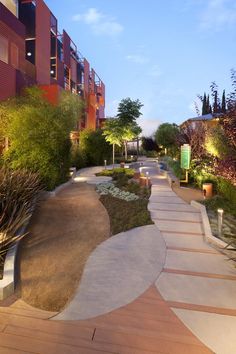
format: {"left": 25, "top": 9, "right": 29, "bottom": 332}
{"left": 115, "top": 173, "right": 129, "bottom": 187}
{"left": 96, "top": 168, "right": 135, "bottom": 178}
{"left": 79, "top": 129, "right": 112, "bottom": 166}
{"left": 145, "top": 151, "right": 159, "bottom": 158}
{"left": 115, "top": 156, "right": 137, "bottom": 163}
{"left": 70, "top": 145, "right": 87, "bottom": 169}
{"left": 216, "top": 177, "right": 236, "bottom": 206}
{"left": 0, "top": 168, "right": 41, "bottom": 268}
{"left": 1, "top": 88, "right": 83, "bottom": 190}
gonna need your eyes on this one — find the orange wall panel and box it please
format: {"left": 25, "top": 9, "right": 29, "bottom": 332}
{"left": 40, "top": 84, "right": 62, "bottom": 105}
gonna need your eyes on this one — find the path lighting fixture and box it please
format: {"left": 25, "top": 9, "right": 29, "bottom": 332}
{"left": 131, "top": 155, "right": 133, "bottom": 161}
{"left": 217, "top": 208, "right": 224, "bottom": 238}
{"left": 104, "top": 159, "right": 107, "bottom": 170}
{"left": 139, "top": 167, "right": 142, "bottom": 174}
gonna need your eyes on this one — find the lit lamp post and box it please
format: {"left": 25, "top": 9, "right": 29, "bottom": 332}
{"left": 217, "top": 208, "right": 224, "bottom": 238}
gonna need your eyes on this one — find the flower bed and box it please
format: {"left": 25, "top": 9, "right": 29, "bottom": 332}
{"left": 96, "top": 182, "right": 139, "bottom": 201}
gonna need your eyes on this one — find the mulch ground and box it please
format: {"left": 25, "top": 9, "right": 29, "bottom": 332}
{"left": 16, "top": 182, "right": 110, "bottom": 312}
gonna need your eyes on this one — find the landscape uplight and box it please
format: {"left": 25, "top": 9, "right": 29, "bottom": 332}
{"left": 217, "top": 208, "right": 224, "bottom": 238}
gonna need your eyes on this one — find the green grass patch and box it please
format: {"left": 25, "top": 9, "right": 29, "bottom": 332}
{"left": 100, "top": 195, "right": 153, "bottom": 235}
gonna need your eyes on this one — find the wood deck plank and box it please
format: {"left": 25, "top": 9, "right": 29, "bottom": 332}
{"left": 94, "top": 328, "right": 213, "bottom": 354}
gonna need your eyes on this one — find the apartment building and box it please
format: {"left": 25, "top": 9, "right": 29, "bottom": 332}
{"left": 0, "top": 0, "right": 105, "bottom": 132}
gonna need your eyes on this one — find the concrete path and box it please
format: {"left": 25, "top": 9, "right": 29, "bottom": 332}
{"left": 55, "top": 159, "right": 236, "bottom": 353}
{"left": 148, "top": 166, "right": 236, "bottom": 354}
{"left": 74, "top": 165, "right": 119, "bottom": 184}
{"left": 54, "top": 225, "right": 166, "bottom": 320}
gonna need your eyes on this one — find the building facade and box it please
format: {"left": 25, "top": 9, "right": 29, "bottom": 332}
{"left": 0, "top": 0, "right": 105, "bottom": 131}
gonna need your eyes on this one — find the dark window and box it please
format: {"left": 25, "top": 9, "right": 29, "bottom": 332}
{"left": 25, "top": 39, "right": 35, "bottom": 64}
{"left": 19, "top": 1, "right": 36, "bottom": 38}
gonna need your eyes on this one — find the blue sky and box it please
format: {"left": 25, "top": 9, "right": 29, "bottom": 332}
{"left": 46, "top": 0, "right": 236, "bottom": 136}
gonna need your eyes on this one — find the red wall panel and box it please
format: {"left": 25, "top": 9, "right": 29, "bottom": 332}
{"left": 0, "top": 60, "right": 16, "bottom": 100}
{"left": 63, "top": 30, "right": 71, "bottom": 68}
{"left": 35, "top": 0, "right": 51, "bottom": 85}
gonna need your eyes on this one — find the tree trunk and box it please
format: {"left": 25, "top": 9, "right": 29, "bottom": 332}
{"left": 112, "top": 144, "right": 115, "bottom": 168}
{"left": 124, "top": 141, "right": 128, "bottom": 160}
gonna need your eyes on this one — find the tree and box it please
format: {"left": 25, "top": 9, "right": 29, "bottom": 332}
{"left": 117, "top": 98, "right": 143, "bottom": 125}
{"left": 155, "top": 123, "right": 179, "bottom": 157}
{"left": 222, "top": 89, "right": 226, "bottom": 113}
{"left": 79, "top": 128, "right": 112, "bottom": 166}
{"left": 103, "top": 118, "right": 123, "bottom": 167}
{"left": 178, "top": 122, "right": 207, "bottom": 159}
{"left": 121, "top": 123, "right": 142, "bottom": 160}
{"left": 142, "top": 137, "right": 160, "bottom": 152}
{"left": 116, "top": 98, "right": 143, "bottom": 160}
{"left": 202, "top": 93, "right": 207, "bottom": 115}
{"left": 2, "top": 87, "right": 83, "bottom": 190}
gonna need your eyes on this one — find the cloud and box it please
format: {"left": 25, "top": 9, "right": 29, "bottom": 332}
{"left": 72, "top": 8, "right": 123, "bottom": 37}
{"left": 126, "top": 54, "right": 149, "bottom": 64}
{"left": 148, "top": 65, "right": 162, "bottom": 78}
{"left": 200, "top": 0, "right": 236, "bottom": 30}
{"left": 139, "top": 118, "right": 161, "bottom": 137}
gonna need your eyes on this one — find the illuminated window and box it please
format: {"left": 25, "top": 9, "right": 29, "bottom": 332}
{"left": 10, "top": 43, "right": 19, "bottom": 68}
{"left": 0, "top": 35, "right": 8, "bottom": 64}
{"left": 1, "top": 0, "right": 18, "bottom": 17}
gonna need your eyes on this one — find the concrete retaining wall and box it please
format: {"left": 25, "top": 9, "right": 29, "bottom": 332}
{"left": 191, "top": 200, "right": 228, "bottom": 249}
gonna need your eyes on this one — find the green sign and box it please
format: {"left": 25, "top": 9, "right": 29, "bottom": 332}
{"left": 181, "top": 144, "right": 191, "bottom": 169}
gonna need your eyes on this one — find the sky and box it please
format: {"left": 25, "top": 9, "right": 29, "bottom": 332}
{"left": 45, "top": 0, "right": 236, "bottom": 136}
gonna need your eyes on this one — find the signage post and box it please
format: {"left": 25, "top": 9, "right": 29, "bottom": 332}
{"left": 180, "top": 144, "right": 191, "bottom": 183}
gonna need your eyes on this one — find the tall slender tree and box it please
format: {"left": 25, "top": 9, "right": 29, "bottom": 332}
{"left": 222, "top": 89, "right": 226, "bottom": 113}
{"left": 202, "top": 93, "right": 207, "bottom": 115}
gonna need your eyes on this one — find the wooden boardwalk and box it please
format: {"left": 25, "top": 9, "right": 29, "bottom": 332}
{"left": 0, "top": 286, "right": 213, "bottom": 354}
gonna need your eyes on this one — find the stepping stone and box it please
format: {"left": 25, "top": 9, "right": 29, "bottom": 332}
{"left": 156, "top": 273, "right": 236, "bottom": 309}
{"left": 162, "top": 232, "right": 217, "bottom": 250}
{"left": 154, "top": 220, "right": 203, "bottom": 234}
{"left": 165, "top": 249, "right": 236, "bottom": 276}
{"left": 148, "top": 203, "right": 200, "bottom": 213}
{"left": 149, "top": 196, "right": 186, "bottom": 204}
{"left": 150, "top": 210, "right": 201, "bottom": 222}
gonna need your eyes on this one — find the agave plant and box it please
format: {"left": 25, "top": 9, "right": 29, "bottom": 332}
{"left": 0, "top": 168, "right": 41, "bottom": 265}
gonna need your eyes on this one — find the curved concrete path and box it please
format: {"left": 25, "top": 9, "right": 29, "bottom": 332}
{"left": 54, "top": 225, "right": 166, "bottom": 320}
{"left": 74, "top": 165, "right": 118, "bottom": 184}
{"left": 53, "top": 160, "right": 236, "bottom": 353}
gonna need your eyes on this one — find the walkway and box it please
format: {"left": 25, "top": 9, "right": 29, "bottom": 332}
{"left": 0, "top": 160, "right": 236, "bottom": 353}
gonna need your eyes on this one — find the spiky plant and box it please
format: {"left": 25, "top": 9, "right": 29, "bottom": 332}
{"left": 0, "top": 168, "right": 41, "bottom": 265}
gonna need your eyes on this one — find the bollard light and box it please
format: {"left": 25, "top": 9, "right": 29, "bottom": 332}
{"left": 139, "top": 167, "right": 142, "bottom": 174}
{"left": 131, "top": 155, "right": 133, "bottom": 161}
{"left": 104, "top": 159, "right": 107, "bottom": 170}
{"left": 217, "top": 208, "right": 224, "bottom": 238}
